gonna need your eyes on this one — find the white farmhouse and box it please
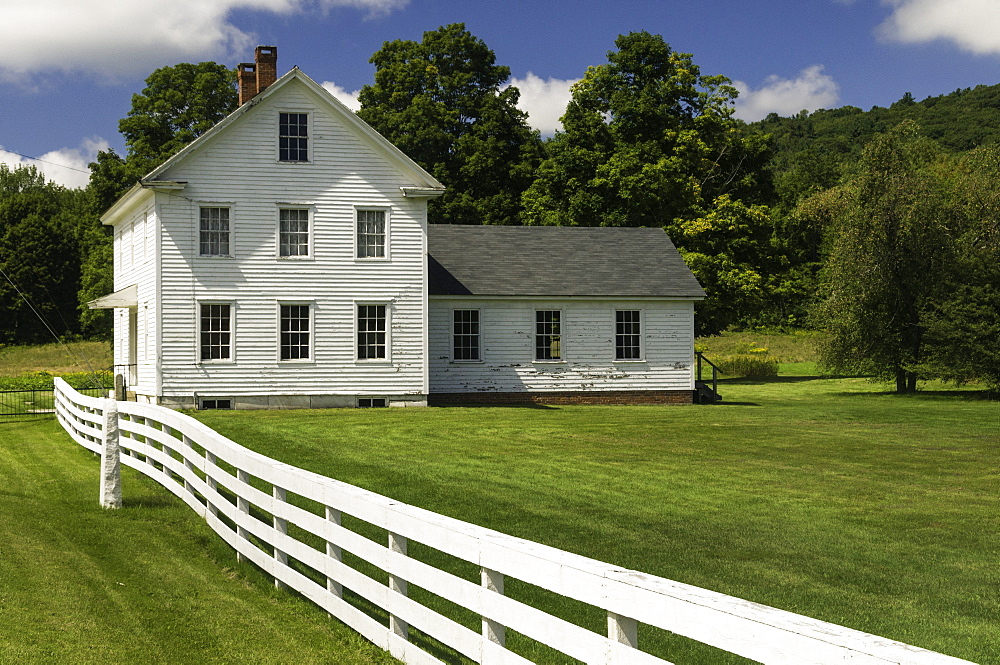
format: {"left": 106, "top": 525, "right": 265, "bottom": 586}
{"left": 91, "top": 47, "right": 707, "bottom": 409}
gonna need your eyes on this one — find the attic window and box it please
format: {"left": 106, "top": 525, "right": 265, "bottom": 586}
{"left": 279, "top": 112, "right": 308, "bottom": 162}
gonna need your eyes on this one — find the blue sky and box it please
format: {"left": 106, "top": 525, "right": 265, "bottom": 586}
{"left": 3, "top": 0, "right": 1000, "bottom": 188}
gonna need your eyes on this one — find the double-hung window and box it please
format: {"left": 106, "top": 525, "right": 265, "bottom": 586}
{"left": 535, "top": 310, "right": 561, "bottom": 360}
{"left": 279, "top": 304, "right": 311, "bottom": 361}
{"left": 279, "top": 112, "right": 308, "bottom": 162}
{"left": 279, "top": 208, "right": 310, "bottom": 257}
{"left": 200, "top": 304, "right": 232, "bottom": 361}
{"left": 615, "top": 310, "right": 642, "bottom": 360}
{"left": 452, "top": 309, "right": 480, "bottom": 361}
{"left": 356, "top": 209, "right": 386, "bottom": 258}
{"left": 357, "top": 304, "right": 387, "bottom": 360}
{"left": 199, "top": 206, "right": 230, "bottom": 256}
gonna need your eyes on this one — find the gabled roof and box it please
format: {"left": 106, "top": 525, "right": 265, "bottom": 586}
{"left": 146, "top": 67, "right": 444, "bottom": 190}
{"left": 428, "top": 226, "right": 705, "bottom": 299}
{"left": 103, "top": 66, "right": 444, "bottom": 224}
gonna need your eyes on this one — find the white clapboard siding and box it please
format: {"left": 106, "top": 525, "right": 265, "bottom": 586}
{"left": 101, "top": 77, "right": 432, "bottom": 402}
{"left": 111, "top": 201, "right": 159, "bottom": 395}
{"left": 429, "top": 299, "right": 695, "bottom": 393}
{"left": 154, "top": 82, "right": 428, "bottom": 398}
{"left": 54, "top": 378, "right": 975, "bottom": 665}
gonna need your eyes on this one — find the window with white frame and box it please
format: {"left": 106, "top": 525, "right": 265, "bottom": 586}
{"left": 279, "top": 112, "right": 308, "bottom": 162}
{"left": 535, "top": 310, "right": 561, "bottom": 360}
{"left": 452, "top": 309, "right": 480, "bottom": 361}
{"left": 357, "top": 304, "right": 387, "bottom": 360}
{"left": 279, "top": 304, "right": 311, "bottom": 360}
{"left": 199, "top": 207, "right": 230, "bottom": 256}
{"left": 279, "top": 208, "right": 310, "bottom": 257}
{"left": 615, "top": 310, "right": 642, "bottom": 360}
{"left": 200, "top": 303, "right": 232, "bottom": 361}
{"left": 356, "top": 209, "right": 386, "bottom": 258}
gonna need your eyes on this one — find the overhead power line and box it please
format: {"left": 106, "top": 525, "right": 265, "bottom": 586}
{"left": 0, "top": 149, "right": 92, "bottom": 175}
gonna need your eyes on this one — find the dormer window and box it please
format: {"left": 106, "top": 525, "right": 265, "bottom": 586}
{"left": 279, "top": 112, "right": 308, "bottom": 162}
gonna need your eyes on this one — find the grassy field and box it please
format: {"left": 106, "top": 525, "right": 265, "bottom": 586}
{"left": 4, "top": 338, "right": 997, "bottom": 663}
{"left": 190, "top": 370, "right": 998, "bottom": 664}
{"left": 0, "top": 340, "right": 112, "bottom": 377}
{"left": 0, "top": 417, "right": 398, "bottom": 664}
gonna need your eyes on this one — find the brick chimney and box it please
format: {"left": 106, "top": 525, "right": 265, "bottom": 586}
{"left": 237, "top": 46, "right": 278, "bottom": 105}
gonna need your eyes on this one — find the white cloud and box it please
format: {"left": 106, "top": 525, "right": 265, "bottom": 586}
{"left": 0, "top": 137, "right": 110, "bottom": 189}
{"left": 507, "top": 73, "right": 579, "bottom": 135}
{"left": 733, "top": 65, "right": 840, "bottom": 122}
{"left": 0, "top": 0, "right": 408, "bottom": 80}
{"left": 878, "top": 0, "right": 1000, "bottom": 55}
{"left": 321, "top": 81, "right": 362, "bottom": 111}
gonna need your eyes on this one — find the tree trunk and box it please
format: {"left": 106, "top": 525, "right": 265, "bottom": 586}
{"left": 906, "top": 371, "right": 917, "bottom": 393}
{"left": 895, "top": 368, "right": 907, "bottom": 393}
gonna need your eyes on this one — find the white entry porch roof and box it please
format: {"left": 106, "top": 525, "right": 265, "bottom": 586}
{"left": 88, "top": 284, "right": 137, "bottom": 309}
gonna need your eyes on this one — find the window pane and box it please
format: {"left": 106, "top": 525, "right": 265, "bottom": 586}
{"left": 280, "top": 304, "right": 310, "bottom": 360}
{"left": 357, "top": 305, "right": 386, "bottom": 359}
{"left": 279, "top": 113, "right": 308, "bottom": 162}
{"left": 453, "top": 309, "right": 480, "bottom": 360}
{"left": 356, "top": 209, "right": 386, "bottom": 258}
{"left": 200, "top": 304, "right": 231, "bottom": 360}
{"left": 199, "top": 207, "right": 230, "bottom": 256}
{"left": 279, "top": 209, "right": 309, "bottom": 256}
{"left": 535, "top": 310, "right": 561, "bottom": 360}
{"left": 615, "top": 310, "right": 641, "bottom": 360}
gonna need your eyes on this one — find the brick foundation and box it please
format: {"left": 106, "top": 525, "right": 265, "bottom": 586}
{"left": 429, "top": 390, "right": 695, "bottom": 406}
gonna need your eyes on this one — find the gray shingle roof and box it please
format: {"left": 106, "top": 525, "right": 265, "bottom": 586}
{"left": 428, "top": 226, "right": 705, "bottom": 298}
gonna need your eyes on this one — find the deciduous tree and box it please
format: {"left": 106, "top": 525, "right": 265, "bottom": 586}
{"left": 813, "top": 122, "right": 957, "bottom": 392}
{"left": 358, "top": 23, "right": 542, "bottom": 225}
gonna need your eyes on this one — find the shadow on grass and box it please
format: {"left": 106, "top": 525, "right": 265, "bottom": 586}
{"left": 121, "top": 495, "right": 183, "bottom": 510}
{"left": 834, "top": 389, "right": 998, "bottom": 401}
{"left": 714, "top": 401, "right": 761, "bottom": 407}
{"left": 430, "top": 402, "right": 558, "bottom": 410}
{"left": 0, "top": 415, "right": 56, "bottom": 425}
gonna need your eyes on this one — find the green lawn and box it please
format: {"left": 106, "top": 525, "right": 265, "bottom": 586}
{"left": 5, "top": 357, "right": 996, "bottom": 663}
{"left": 189, "top": 371, "right": 998, "bottom": 664}
{"left": 0, "top": 417, "right": 398, "bottom": 664}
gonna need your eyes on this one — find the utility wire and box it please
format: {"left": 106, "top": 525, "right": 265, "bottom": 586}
{"left": 0, "top": 265, "right": 107, "bottom": 389}
{"left": 1, "top": 149, "right": 92, "bottom": 175}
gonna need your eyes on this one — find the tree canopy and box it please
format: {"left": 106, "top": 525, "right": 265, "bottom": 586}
{"left": 358, "top": 23, "right": 542, "bottom": 225}
{"left": 808, "top": 122, "right": 1000, "bottom": 391}
{"left": 522, "top": 31, "right": 772, "bottom": 230}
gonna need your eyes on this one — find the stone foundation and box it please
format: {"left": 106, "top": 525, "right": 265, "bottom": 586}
{"left": 429, "top": 390, "right": 696, "bottom": 406}
{"left": 151, "top": 394, "right": 427, "bottom": 410}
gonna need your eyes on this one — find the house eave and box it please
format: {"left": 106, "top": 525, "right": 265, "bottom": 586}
{"left": 401, "top": 187, "right": 446, "bottom": 198}
{"left": 100, "top": 180, "right": 186, "bottom": 226}
{"left": 428, "top": 294, "right": 705, "bottom": 301}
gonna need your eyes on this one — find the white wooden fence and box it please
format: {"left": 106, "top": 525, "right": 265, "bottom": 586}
{"left": 53, "top": 378, "right": 975, "bottom": 665}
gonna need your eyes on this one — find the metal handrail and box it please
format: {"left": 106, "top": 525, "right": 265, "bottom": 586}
{"left": 695, "top": 352, "right": 721, "bottom": 404}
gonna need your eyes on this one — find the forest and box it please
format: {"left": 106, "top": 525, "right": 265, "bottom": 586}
{"left": 1, "top": 24, "right": 997, "bottom": 390}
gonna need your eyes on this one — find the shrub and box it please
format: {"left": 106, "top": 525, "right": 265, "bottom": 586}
{"left": 715, "top": 353, "right": 780, "bottom": 379}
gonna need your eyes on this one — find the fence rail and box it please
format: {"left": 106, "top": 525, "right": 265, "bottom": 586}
{"left": 53, "top": 378, "right": 973, "bottom": 665}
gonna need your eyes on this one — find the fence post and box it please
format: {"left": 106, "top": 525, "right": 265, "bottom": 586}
{"left": 607, "top": 611, "right": 638, "bottom": 663}
{"left": 326, "top": 506, "right": 343, "bottom": 598}
{"left": 388, "top": 532, "right": 409, "bottom": 641}
{"left": 273, "top": 485, "right": 288, "bottom": 589}
{"left": 481, "top": 567, "right": 506, "bottom": 647}
{"left": 237, "top": 469, "right": 251, "bottom": 563}
{"left": 99, "top": 398, "right": 122, "bottom": 509}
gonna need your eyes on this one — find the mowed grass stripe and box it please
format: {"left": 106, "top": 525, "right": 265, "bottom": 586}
{"left": 193, "top": 373, "right": 998, "bottom": 664}
{"left": 0, "top": 417, "right": 398, "bottom": 665}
